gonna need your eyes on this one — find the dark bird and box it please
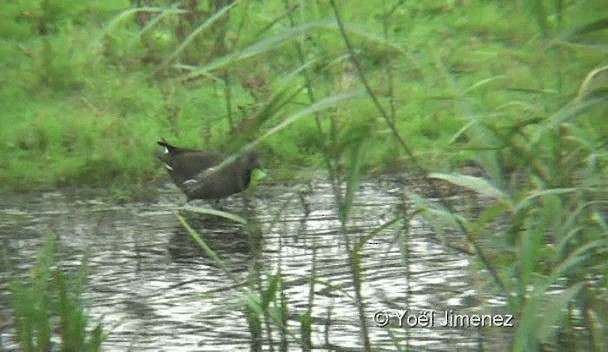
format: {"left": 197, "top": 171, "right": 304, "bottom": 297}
{"left": 157, "top": 139, "right": 260, "bottom": 201}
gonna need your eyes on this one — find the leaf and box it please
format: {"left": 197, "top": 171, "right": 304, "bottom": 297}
{"left": 177, "top": 213, "right": 224, "bottom": 268}
{"left": 519, "top": 211, "right": 544, "bottom": 288}
{"left": 463, "top": 75, "right": 507, "bottom": 94}
{"left": 225, "top": 81, "right": 306, "bottom": 149}
{"left": 536, "top": 283, "right": 584, "bottom": 342}
{"left": 299, "top": 311, "right": 312, "bottom": 352}
{"left": 242, "top": 288, "right": 263, "bottom": 316}
{"left": 100, "top": 7, "right": 183, "bottom": 41}
{"left": 514, "top": 281, "right": 583, "bottom": 352}
{"left": 406, "top": 191, "right": 467, "bottom": 233}
{"left": 129, "top": 8, "right": 184, "bottom": 47}
{"left": 261, "top": 271, "right": 281, "bottom": 310}
{"left": 591, "top": 210, "right": 608, "bottom": 235}
{"left": 255, "top": 90, "right": 365, "bottom": 144}
{"left": 155, "top": 2, "right": 237, "bottom": 74}
{"left": 469, "top": 201, "right": 508, "bottom": 236}
{"left": 429, "top": 173, "right": 510, "bottom": 203}
{"left": 358, "top": 215, "right": 401, "bottom": 249}
{"left": 514, "top": 188, "right": 578, "bottom": 214}
{"left": 513, "top": 289, "right": 541, "bottom": 352}
{"left": 555, "top": 18, "right": 608, "bottom": 41}
{"left": 555, "top": 226, "right": 583, "bottom": 259}
{"left": 180, "top": 205, "right": 247, "bottom": 224}
{"left": 339, "top": 137, "right": 364, "bottom": 224}
{"left": 181, "top": 20, "right": 333, "bottom": 80}
{"left": 534, "top": 97, "right": 606, "bottom": 141}
{"left": 526, "top": 0, "right": 548, "bottom": 35}
{"left": 575, "top": 66, "right": 608, "bottom": 102}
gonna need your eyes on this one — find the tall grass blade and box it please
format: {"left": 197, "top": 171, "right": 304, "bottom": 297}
{"left": 256, "top": 90, "right": 364, "bottom": 144}
{"left": 180, "top": 205, "right": 247, "bottom": 224}
{"left": 339, "top": 138, "right": 364, "bottom": 224}
{"left": 278, "top": 273, "right": 288, "bottom": 352}
{"left": 514, "top": 188, "right": 578, "bottom": 214}
{"left": 429, "top": 173, "right": 509, "bottom": 203}
{"left": 261, "top": 272, "right": 280, "bottom": 311}
{"left": 181, "top": 20, "right": 335, "bottom": 81}
{"left": 7, "top": 235, "right": 104, "bottom": 352}
{"left": 544, "top": 97, "right": 606, "bottom": 130}
{"left": 100, "top": 7, "right": 180, "bottom": 41}
{"left": 575, "top": 66, "right": 608, "bottom": 101}
{"left": 129, "top": 8, "right": 185, "bottom": 47}
{"left": 155, "top": 2, "right": 238, "bottom": 73}
{"left": 536, "top": 282, "right": 585, "bottom": 342}
{"left": 462, "top": 75, "right": 507, "bottom": 95}
{"left": 406, "top": 192, "right": 467, "bottom": 233}
{"left": 554, "top": 18, "right": 608, "bottom": 42}
{"left": 519, "top": 212, "right": 545, "bottom": 289}
{"left": 226, "top": 82, "right": 306, "bottom": 148}
{"left": 299, "top": 311, "right": 312, "bottom": 352}
{"left": 245, "top": 300, "right": 263, "bottom": 352}
{"left": 176, "top": 212, "right": 239, "bottom": 284}
{"left": 525, "top": 0, "right": 548, "bottom": 35}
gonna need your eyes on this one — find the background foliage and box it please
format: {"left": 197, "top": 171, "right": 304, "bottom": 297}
{"left": 0, "top": 0, "right": 604, "bottom": 196}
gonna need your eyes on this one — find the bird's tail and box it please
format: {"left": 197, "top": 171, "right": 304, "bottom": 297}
{"left": 157, "top": 138, "right": 176, "bottom": 153}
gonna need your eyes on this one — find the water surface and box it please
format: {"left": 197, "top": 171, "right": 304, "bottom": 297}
{"left": 0, "top": 178, "right": 511, "bottom": 351}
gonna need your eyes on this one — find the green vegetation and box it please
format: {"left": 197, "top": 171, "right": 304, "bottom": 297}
{"left": 7, "top": 235, "right": 105, "bottom": 352}
{"left": 1, "top": 0, "right": 606, "bottom": 351}
{"left": 418, "top": 90, "right": 608, "bottom": 351}
{"left": 1, "top": 1, "right": 603, "bottom": 195}
{"left": 172, "top": 2, "right": 606, "bottom": 350}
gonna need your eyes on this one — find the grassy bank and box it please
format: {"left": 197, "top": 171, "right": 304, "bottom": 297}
{"left": 1, "top": 0, "right": 604, "bottom": 197}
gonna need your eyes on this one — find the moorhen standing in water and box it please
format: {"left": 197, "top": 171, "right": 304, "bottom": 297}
{"left": 157, "top": 139, "right": 260, "bottom": 202}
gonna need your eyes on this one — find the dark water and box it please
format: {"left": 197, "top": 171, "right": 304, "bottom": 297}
{"left": 0, "top": 179, "right": 511, "bottom": 351}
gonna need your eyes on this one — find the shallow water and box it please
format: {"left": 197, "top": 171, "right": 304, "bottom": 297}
{"left": 0, "top": 178, "right": 511, "bottom": 351}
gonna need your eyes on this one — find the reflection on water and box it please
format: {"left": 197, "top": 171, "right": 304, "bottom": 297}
{"left": 0, "top": 179, "right": 510, "bottom": 351}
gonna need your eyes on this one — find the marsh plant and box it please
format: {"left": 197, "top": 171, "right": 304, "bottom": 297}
{"left": 7, "top": 235, "right": 105, "bottom": 352}
{"left": 422, "top": 73, "right": 608, "bottom": 351}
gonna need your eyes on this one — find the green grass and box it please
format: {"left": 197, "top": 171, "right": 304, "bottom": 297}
{"left": 0, "top": 0, "right": 603, "bottom": 195}
{"left": 7, "top": 234, "right": 105, "bottom": 352}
